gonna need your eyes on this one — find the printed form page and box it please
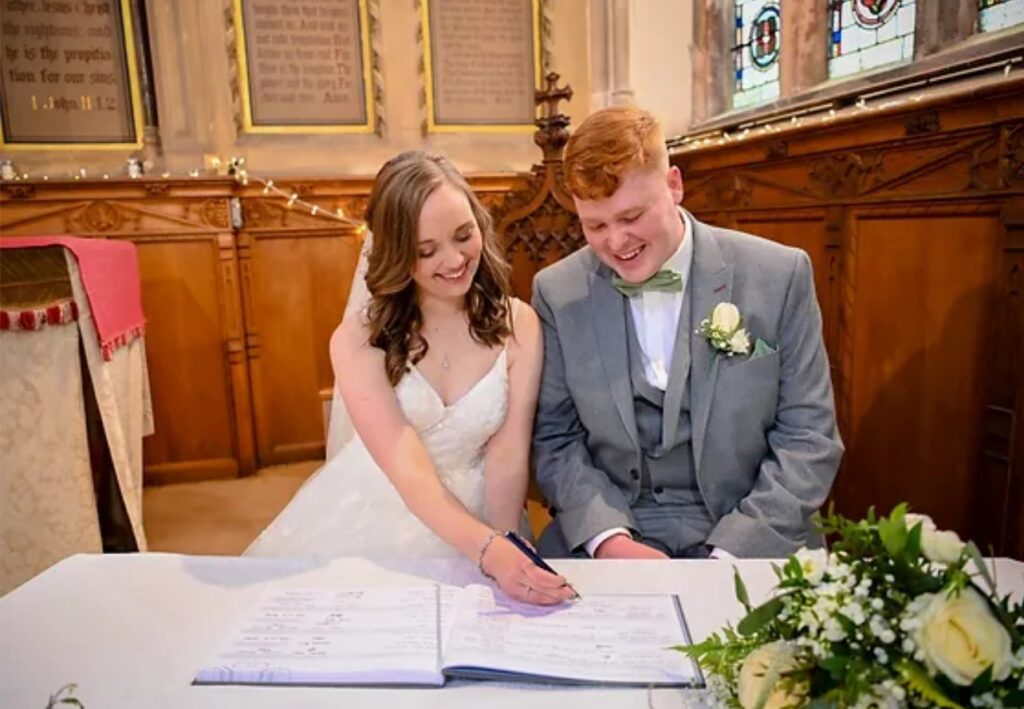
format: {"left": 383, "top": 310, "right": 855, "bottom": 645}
{"left": 195, "top": 586, "right": 442, "bottom": 686}
{"left": 442, "top": 585, "right": 701, "bottom": 686}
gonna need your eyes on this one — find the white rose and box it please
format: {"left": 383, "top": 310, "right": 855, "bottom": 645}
{"left": 794, "top": 547, "right": 827, "bottom": 585}
{"left": 921, "top": 529, "right": 965, "bottom": 564}
{"left": 710, "top": 302, "right": 741, "bottom": 333}
{"left": 905, "top": 513, "right": 936, "bottom": 531}
{"left": 912, "top": 588, "right": 1013, "bottom": 686}
{"left": 905, "top": 513, "right": 965, "bottom": 564}
{"left": 728, "top": 328, "right": 751, "bottom": 355}
{"left": 737, "top": 641, "right": 807, "bottom": 709}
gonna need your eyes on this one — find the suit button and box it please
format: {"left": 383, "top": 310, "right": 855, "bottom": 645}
{"left": 630, "top": 469, "right": 640, "bottom": 480}
{"left": 654, "top": 486, "right": 664, "bottom": 494}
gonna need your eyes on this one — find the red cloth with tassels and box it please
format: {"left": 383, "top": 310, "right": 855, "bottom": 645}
{"left": 0, "top": 236, "right": 146, "bottom": 360}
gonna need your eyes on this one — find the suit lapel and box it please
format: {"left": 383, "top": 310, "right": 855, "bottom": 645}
{"left": 589, "top": 264, "right": 640, "bottom": 449}
{"left": 688, "top": 214, "right": 733, "bottom": 472}
{"left": 660, "top": 280, "right": 692, "bottom": 447}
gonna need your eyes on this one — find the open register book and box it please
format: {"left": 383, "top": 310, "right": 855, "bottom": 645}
{"left": 194, "top": 584, "right": 704, "bottom": 688}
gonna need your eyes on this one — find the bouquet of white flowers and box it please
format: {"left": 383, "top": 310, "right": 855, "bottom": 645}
{"left": 679, "top": 506, "right": 1024, "bottom": 708}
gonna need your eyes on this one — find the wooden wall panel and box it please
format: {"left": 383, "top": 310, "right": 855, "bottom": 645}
{"left": 973, "top": 199, "right": 1024, "bottom": 556}
{"left": 673, "top": 76, "right": 1024, "bottom": 553}
{"left": 732, "top": 214, "right": 830, "bottom": 315}
{"left": 136, "top": 237, "right": 242, "bottom": 481}
{"left": 834, "top": 210, "right": 1002, "bottom": 533}
{"left": 243, "top": 229, "right": 364, "bottom": 464}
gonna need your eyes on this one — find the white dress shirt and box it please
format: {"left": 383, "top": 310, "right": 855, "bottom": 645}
{"left": 583, "top": 210, "right": 734, "bottom": 560}
{"left": 627, "top": 210, "right": 693, "bottom": 392}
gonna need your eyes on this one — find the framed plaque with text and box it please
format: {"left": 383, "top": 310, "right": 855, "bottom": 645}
{"left": 233, "top": 0, "right": 375, "bottom": 133}
{"left": 0, "top": 0, "right": 144, "bottom": 149}
{"left": 421, "top": 0, "right": 541, "bottom": 132}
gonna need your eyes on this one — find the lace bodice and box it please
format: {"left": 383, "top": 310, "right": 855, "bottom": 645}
{"left": 397, "top": 349, "right": 509, "bottom": 483}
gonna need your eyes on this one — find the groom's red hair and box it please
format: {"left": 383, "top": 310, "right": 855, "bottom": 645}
{"left": 563, "top": 106, "right": 668, "bottom": 201}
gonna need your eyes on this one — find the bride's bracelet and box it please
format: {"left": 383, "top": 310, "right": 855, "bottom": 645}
{"left": 477, "top": 529, "right": 503, "bottom": 581}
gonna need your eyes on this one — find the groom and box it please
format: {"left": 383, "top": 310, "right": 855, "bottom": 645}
{"left": 532, "top": 106, "right": 843, "bottom": 559}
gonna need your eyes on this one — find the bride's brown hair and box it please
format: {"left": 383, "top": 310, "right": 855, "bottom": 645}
{"left": 364, "top": 151, "right": 512, "bottom": 386}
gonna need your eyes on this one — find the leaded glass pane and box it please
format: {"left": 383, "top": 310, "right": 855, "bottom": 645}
{"left": 828, "top": 0, "right": 916, "bottom": 80}
{"left": 979, "top": 0, "right": 1024, "bottom": 32}
{"left": 732, "top": 1, "right": 781, "bottom": 110}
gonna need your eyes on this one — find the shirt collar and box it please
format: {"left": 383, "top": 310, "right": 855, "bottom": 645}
{"left": 662, "top": 206, "right": 693, "bottom": 284}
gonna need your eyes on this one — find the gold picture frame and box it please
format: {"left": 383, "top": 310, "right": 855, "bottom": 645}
{"left": 0, "top": 0, "right": 145, "bottom": 151}
{"left": 420, "top": 0, "right": 541, "bottom": 133}
{"left": 232, "top": 0, "right": 376, "bottom": 134}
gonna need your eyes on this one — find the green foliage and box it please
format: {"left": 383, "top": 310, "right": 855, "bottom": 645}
{"left": 737, "top": 597, "right": 785, "bottom": 637}
{"left": 675, "top": 505, "right": 1024, "bottom": 708}
{"left": 734, "top": 566, "right": 752, "bottom": 614}
{"left": 896, "top": 659, "right": 963, "bottom": 709}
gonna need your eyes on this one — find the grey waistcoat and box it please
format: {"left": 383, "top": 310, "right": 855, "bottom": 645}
{"left": 625, "top": 292, "right": 714, "bottom": 552}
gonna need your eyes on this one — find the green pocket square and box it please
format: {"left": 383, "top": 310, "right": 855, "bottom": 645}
{"left": 752, "top": 338, "right": 777, "bottom": 359}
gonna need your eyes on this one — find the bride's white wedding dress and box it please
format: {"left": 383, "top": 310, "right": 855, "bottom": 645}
{"left": 246, "top": 230, "right": 520, "bottom": 560}
{"left": 244, "top": 345, "right": 510, "bottom": 559}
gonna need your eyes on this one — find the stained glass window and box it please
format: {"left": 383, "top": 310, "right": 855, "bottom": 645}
{"left": 978, "top": 0, "right": 1024, "bottom": 32}
{"left": 828, "top": 0, "right": 916, "bottom": 81}
{"left": 732, "top": 1, "right": 781, "bottom": 110}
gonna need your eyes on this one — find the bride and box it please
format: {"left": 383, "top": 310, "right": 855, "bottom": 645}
{"left": 246, "top": 151, "right": 573, "bottom": 606}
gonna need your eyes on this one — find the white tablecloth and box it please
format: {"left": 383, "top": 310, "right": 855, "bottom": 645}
{"left": 2, "top": 554, "right": 1022, "bottom": 709}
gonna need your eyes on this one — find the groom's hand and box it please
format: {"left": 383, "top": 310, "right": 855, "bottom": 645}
{"left": 594, "top": 534, "right": 669, "bottom": 560}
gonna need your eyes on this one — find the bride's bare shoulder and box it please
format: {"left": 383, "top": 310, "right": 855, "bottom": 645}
{"left": 506, "top": 298, "right": 540, "bottom": 360}
{"left": 331, "top": 309, "right": 373, "bottom": 359}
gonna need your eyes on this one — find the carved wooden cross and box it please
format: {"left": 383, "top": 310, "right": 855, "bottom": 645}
{"left": 536, "top": 72, "right": 573, "bottom": 119}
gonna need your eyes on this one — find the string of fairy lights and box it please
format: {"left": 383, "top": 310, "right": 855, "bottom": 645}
{"left": 226, "top": 157, "right": 367, "bottom": 231}
{"left": 0, "top": 155, "right": 368, "bottom": 231}
{"left": 668, "top": 59, "right": 1019, "bottom": 152}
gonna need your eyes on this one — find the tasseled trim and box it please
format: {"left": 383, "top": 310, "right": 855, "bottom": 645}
{"left": 0, "top": 300, "right": 79, "bottom": 331}
{"left": 100, "top": 324, "right": 146, "bottom": 361}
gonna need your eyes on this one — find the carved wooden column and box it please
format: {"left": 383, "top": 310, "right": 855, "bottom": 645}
{"left": 823, "top": 206, "right": 846, "bottom": 382}
{"left": 217, "top": 229, "right": 257, "bottom": 476}
{"left": 495, "top": 73, "right": 583, "bottom": 301}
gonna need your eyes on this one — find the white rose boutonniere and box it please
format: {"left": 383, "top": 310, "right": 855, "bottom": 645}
{"left": 698, "top": 302, "right": 752, "bottom": 356}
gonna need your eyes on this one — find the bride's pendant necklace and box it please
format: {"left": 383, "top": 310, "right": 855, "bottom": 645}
{"left": 441, "top": 355, "right": 451, "bottom": 370}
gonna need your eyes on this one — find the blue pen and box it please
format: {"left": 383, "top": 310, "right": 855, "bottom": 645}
{"left": 504, "top": 531, "right": 581, "bottom": 599}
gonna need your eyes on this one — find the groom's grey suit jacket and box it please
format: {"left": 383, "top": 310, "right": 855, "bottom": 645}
{"left": 531, "top": 211, "right": 843, "bottom": 557}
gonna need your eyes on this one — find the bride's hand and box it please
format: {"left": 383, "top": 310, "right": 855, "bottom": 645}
{"left": 481, "top": 537, "right": 576, "bottom": 606}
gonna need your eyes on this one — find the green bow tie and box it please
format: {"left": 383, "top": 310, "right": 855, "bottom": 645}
{"left": 611, "top": 269, "right": 682, "bottom": 297}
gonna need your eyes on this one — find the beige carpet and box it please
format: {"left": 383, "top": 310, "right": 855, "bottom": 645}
{"left": 143, "top": 461, "right": 319, "bottom": 556}
{"left": 143, "top": 461, "right": 553, "bottom": 556}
